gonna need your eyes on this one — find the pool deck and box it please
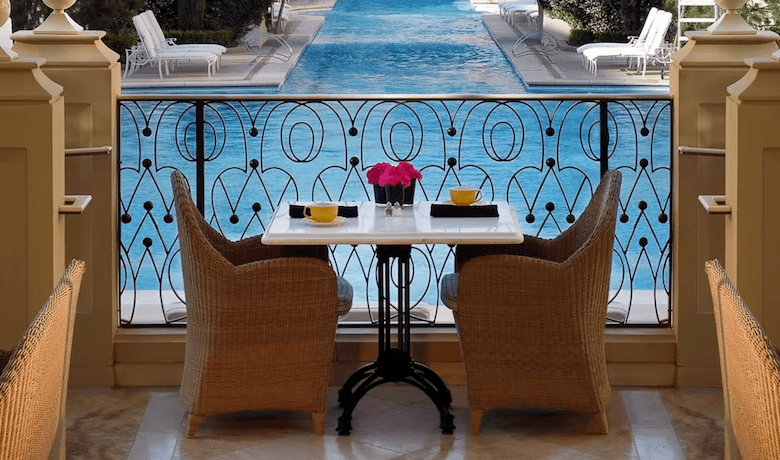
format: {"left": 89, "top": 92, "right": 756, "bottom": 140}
{"left": 120, "top": 0, "right": 670, "bottom": 91}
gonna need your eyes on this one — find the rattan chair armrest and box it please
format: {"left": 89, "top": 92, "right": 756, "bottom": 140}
{"left": 205, "top": 231, "right": 329, "bottom": 266}
{"left": 454, "top": 236, "right": 553, "bottom": 272}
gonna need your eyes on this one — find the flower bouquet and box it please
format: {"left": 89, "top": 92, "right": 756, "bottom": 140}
{"left": 367, "top": 161, "right": 422, "bottom": 205}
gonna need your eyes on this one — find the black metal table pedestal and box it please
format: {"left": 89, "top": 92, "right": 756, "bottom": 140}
{"left": 336, "top": 245, "right": 455, "bottom": 435}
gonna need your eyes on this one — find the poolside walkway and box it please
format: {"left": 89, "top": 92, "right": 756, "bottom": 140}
{"left": 483, "top": 14, "right": 670, "bottom": 87}
{"left": 121, "top": 14, "right": 326, "bottom": 89}
{"left": 120, "top": 0, "right": 670, "bottom": 91}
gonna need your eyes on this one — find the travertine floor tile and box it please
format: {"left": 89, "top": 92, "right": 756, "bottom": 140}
{"left": 66, "top": 385, "right": 725, "bottom": 459}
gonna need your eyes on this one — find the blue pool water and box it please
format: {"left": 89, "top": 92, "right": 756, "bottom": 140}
{"left": 280, "top": 0, "right": 527, "bottom": 93}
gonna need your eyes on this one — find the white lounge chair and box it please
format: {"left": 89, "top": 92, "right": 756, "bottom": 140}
{"left": 132, "top": 14, "right": 219, "bottom": 78}
{"left": 582, "top": 10, "right": 673, "bottom": 76}
{"left": 576, "top": 7, "right": 659, "bottom": 54}
{"left": 142, "top": 10, "right": 226, "bottom": 67}
{"left": 243, "top": 27, "right": 293, "bottom": 63}
{"left": 123, "top": 42, "right": 152, "bottom": 77}
{"left": 499, "top": 0, "right": 535, "bottom": 19}
{"left": 500, "top": 0, "right": 539, "bottom": 27}
{"left": 270, "top": 1, "right": 291, "bottom": 33}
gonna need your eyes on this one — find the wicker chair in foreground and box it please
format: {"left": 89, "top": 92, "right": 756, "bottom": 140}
{"left": 440, "top": 169, "right": 621, "bottom": 435}
{"left": 171, "top": 171, "right": 352, "bottom": 437}
{"left": 0, "top": 260, "right": 86, "bottom": 460}
{"left": 705, "top": 260, "right": 780, "bottom": 459}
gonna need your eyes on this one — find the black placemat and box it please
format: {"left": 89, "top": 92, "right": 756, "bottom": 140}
{"left": 430, "top": 203, "right": 499, "bottom": 218}
{"left": 289, "top": 204, "right": 359, "bottom": 218}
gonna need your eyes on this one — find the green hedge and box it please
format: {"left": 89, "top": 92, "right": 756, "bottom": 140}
{"left": 568, "top": 29, "right": 632, "bottom": 46}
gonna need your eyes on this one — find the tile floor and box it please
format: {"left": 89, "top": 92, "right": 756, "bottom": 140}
{"left": 65, "top": 385, "right": 724, "bottom": 459}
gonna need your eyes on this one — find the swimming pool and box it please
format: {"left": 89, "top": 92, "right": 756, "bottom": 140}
{"left": 281, "top": 0, "right": 527, "bottom": 93}
{"left": 121, "top": 0, "right": 668, "bottom": 95}
{"left": 118, "top": 0, "right": 672, "bottom": 327}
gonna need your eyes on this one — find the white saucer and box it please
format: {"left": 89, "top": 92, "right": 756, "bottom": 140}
{"left": 443, "top": 200, "right": 485, "bottom": 207}
{"left": 303, "top": 216, "right": 346, "bottom": 226}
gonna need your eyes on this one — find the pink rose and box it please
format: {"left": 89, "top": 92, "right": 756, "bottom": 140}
{"left": 366, "top": 162, "right": 391, "bottom": 185}
{"left": 397, "top": 161, "right": 422, "bottom": 181}
{"left": 379, "top": 167, "right": 409, "bottom": 186}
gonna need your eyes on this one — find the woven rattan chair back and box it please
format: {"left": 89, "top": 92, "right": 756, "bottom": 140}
{"left": 0, "top": 260, "right": 85, "bottom": 460}
{"left": 706, "top": 260, "right": 780, "bottom": 459}
{"left": 171, "top": 171, "right": 340, "bottom": 437}
{"left": 455, "top": 170, "right": 621, "bottom": 435}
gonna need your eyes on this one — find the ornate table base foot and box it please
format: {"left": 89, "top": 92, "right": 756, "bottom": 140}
{"left": 336, "top": 348, "right": 455, "bottom": 435}
{"left": 440, "top": 413, "right": 456, "bottom": 434}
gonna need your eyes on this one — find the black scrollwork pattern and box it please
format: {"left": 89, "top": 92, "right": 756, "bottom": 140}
{"left": 118, "top": 96, "right": 671, "bottom": 327}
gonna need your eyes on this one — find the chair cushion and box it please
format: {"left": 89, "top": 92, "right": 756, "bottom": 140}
{"left": 440, "top": 273, "right": 458, "bottom": 312}
{"left": 337, "top": 276, "right": 354, "bottom": 316}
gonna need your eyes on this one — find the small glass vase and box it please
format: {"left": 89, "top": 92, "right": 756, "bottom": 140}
{"left": 384, "top": 184, "right": 406, "bottom": 206}
{"left": 373, "top": 178, "right": 416, "bottom": 205}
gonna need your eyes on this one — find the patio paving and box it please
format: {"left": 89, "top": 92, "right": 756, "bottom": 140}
{"left": 120, "top": 1, "right": 671, "bottom": 91}
{"left": 120, "top": 14, "right": 325, "bottom": 89}
{"left": 484, "top": 14, "right": 671, "bottom": 88}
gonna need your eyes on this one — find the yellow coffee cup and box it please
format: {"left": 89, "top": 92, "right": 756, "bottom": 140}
{"left": 450, "top": 186, "right": 483, "bottom": 206}
{"left": 304, "top": 202, "right": 339, "bottom": 222}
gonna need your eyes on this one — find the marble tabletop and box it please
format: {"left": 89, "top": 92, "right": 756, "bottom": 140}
{"left": 261, "top": 201, "right": 525, "bottom": 246}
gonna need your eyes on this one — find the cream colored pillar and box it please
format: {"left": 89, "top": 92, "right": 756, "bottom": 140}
{"left": 0, "top": 51, "right": 65, "bottom": 349}
{"left": 11, "top": 0, "right": 120, "bottom": 385}
{"left": 722, "top": 58, "right": 780, "bottom": 344}
{"left": 670, "top": 0, "right": 778, "bottom": 386}
{"left": 697, "top": 52, "right": 780, "bottom": 460}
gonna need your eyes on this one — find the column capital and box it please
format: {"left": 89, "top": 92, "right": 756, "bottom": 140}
{"left": 673, "top": 30, "right": 779, "bottom": 69}
{"left": 728, "top": 58, "right": 780, "bottom": 101}
{"left": 0, "top": 58, "right": 63, "bottom": 101}
{"left": 11, "top": 30, "right": 119, "bottom": 66}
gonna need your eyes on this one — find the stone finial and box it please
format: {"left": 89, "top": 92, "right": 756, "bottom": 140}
{"left": 0, "top": 0, "right": 17, "bottom": 60}
{"left": 0, "top": 0, "right": 8, "bottom": 24}
{"left": 34, "top": 0, "right": 84, "bottom": 35}
{"left": 708, "top": 0, "right": 756, "bottom": 35}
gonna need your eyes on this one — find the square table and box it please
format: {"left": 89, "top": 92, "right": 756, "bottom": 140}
{"left": 262, "top": 201, "right": 524, "bottom": 435}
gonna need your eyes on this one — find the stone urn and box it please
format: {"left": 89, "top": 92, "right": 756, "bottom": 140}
{"left": 0, "top": 0, "right": 9, "bottom": 26}
{"left": 35, "top": 0, "right": 83, "bottom": 34}
{"left": 708, "top": 0, "right": 755, "bottom": 35}
{"left": 0, "top": 0, "right": 15, "bottom": 60}
{"left": 373, "top": 178, "right": 416, "bottom": 206}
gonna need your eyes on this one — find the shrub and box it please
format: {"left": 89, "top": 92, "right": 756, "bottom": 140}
{"left": 567, "top": 28, "right": 594, "bottom": 46}
{"left": 550, "top": 0, "right": 665, "bottom": 37}
{"left": 103, "top": 32, "right": 140, "bottom": 62}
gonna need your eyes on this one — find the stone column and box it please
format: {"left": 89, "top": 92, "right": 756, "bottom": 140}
{"left": 723, "top": 58, "right": 780, "bottom": 347}
{"left": 694, "top": 51, "right": 780, "bottom": 460}
{"left": 12, "top": 0, "right": 120, "bottom": 386}
{"left": 670, "top": 0, "right": 778, "bottom": 387}
{"left": 0, "top": 43, "right": 65, "bottom": 348}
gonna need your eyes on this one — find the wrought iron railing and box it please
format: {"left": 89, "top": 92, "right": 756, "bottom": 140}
{"left": 118, "top": 95, "right": 672, "bottom": 327}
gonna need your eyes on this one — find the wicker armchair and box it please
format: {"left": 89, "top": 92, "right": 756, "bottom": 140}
{"left": 171, "top": 171, "right": 351, "bottom": 437}
{"left": 705, "top": 260, "right": 780, "bottom": 459}
{"left": 440, "top": 169, "right": 621, "bottom": 435}
{"left": 0, "top": 260, "right": 86, "bottom": 460}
